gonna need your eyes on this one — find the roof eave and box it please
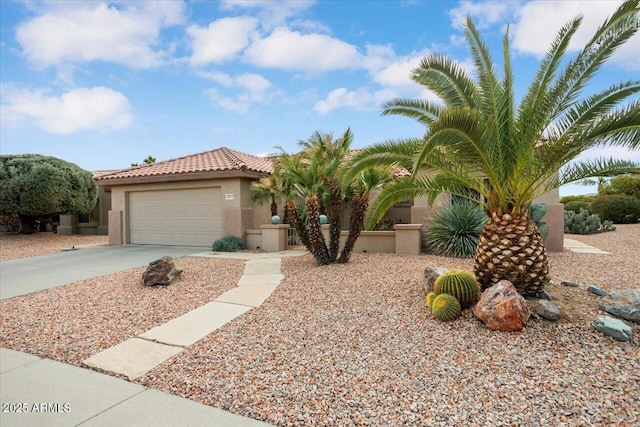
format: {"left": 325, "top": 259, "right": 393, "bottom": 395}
{"left": 95, "top": 169, "right": 267, "bottom": 186}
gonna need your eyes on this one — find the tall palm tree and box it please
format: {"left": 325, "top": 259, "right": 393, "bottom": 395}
{"left": 348, "top": 0, "right": 640, "bottom": 296}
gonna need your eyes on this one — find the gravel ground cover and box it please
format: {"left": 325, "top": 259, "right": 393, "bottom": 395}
{"left": 0, "top": 232, "right": 108, "bottom": 260}
{"left": 0, "top": 257, "right": 244, "bottom": 365}
{"left": 1, "top": 226, "right": 639, "bottom": 426}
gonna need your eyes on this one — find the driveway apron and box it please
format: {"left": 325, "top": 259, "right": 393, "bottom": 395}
{"left": 0, "top": 245, "right": 205, "bottom": 300}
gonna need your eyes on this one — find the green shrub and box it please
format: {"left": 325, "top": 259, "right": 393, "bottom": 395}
{"left": 590, "top": 195, "right": 640, "bottom": 224}
{"left": 425, "top": 202, "right": 488, "bottom": 258}
{"left": 559, "top": 195, "right": 595, "bottom": 204}
{"left": 564, "top": 208, "right": 616, "bottom": 234}
{"left": 212, "top": 235, "right": 244, "bottom": 252}
{"left": 433, "top": 269, "right": 480, "bottom": 309}
{"left": 598, "top": 175, "right": 640, "bottom": 199}
{"left": 431, "top": 294, "right": 461, "bottom": 322}
{"left": 564, "top": 200, "right": 591, "bottom": 213}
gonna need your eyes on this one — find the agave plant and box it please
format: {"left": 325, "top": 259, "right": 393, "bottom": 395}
{"left": 425, "top": 201, "right": 487, "bottom": 258}
{"left": 347, "top": 0, "right": 640, "bottom": 296}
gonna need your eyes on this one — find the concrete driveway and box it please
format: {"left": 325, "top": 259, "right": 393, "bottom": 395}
{"left": 0, "top": 245, "right": 207, "bottom": 300}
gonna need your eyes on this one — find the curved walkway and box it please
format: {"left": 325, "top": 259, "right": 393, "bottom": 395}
{"left": 1, "top": 249, "right": 306, "bottom": 427}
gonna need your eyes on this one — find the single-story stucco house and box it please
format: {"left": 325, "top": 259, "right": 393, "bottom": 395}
{"left": 60, "top": 146, "right": 564, "bottom": 252}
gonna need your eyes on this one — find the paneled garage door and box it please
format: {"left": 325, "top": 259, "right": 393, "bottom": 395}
{"left": 128, "top": 188, "right": 222, "bottom": 247}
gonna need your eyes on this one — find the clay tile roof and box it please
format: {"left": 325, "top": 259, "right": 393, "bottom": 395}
{"left": 95, "top": 147, "right": 273, "bottom": 181}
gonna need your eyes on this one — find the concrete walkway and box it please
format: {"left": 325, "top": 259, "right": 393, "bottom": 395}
{"left": 1, "top": 248, "right": 307, "bottom": 427}
{"left": 83, "top": 255, "right": 288, "bottom": 380}
{"left": 563, "top": 237, "right": 611, "bottom": 254}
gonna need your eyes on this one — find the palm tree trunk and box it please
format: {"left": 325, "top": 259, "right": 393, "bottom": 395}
{"left": 270, "top": 196, "right": 278, "bottom": 217}
{"left": 338, "top": 193, "right": 369, "bottom": 264}
{"left": 327, "top": 179, "right": 342, "bottom": 262}
{"left": 286, "top": 200, "right": 312, "bottom": 252}
{"left": 306, "top": 195, "right": 332, "bottom": 265}
{"left": 474, "top": 211, "right": 550, "bottom": 297}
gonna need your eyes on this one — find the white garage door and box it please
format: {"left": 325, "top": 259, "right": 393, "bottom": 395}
{"left": 128, "top": 187, "right": 222, "bottom": 247}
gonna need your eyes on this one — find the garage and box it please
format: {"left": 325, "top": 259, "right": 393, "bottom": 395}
{"left": 128, "top": 187, "right": 222, "bottom": 247}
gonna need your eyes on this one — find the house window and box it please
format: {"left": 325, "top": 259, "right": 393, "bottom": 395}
{"left": 78, "top": 204, "right": 99, "bottom": 223}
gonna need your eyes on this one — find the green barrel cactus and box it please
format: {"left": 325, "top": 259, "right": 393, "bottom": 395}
{"left": 434, "top": 269, "right": 480, "bottom": 309}
{"left": 426, "top": 292, "right": 437, "bottom": 311}
{"left": 431, "top": 294, "right": 461, "bottom": 321}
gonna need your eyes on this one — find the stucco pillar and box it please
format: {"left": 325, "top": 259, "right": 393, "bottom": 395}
{"left": 108, "top": 210, "right": 123, "bottom": 245}
{"left": 260, "top": 224, "right": 289, "bottom": 252}
{"left": 57, "top": 214, "right": 77, "bottom": 235}
{"left": 394, "top": 224, "right": 423, "bottom": 255}
{"left": 543, "top": 204, "right": 564, "bottom": 252}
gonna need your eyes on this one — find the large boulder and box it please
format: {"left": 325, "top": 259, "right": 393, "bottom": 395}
{"left": 473, "top": 280, "right": 531, "bottom": 332}
{"left": 598, "top": 289, "right": 640, "bottom": 324}
{"left": 423, "top": 267, "right": 448, "bottom": 294}
{"left": 142, "top": 256, "right": 183, "bottom": 286}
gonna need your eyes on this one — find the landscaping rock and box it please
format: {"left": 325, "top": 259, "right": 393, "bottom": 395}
{"left": 593, "top": 316, "right": 632, "bottom": 342}
{"left": 561, "top": 280, "right": 580, "bottom": 288}
{"left": 598, "top": 289, "right": 640, "bottom": 324}
{"left": 538, "top": 290, "right": 552, "bottom": 300}
{"left": 142, "top": 256, "right": 183, "bottom": 286}
{"left": 423, "top": 267, "right": 448, "bottom": 294}
{"left": 473, "top": 280, "right": 531, "bottom": 332}
{"left": 534, "top": 300, "right": 561, "bottom": 321}
{"left": 587, "top": 284, "right": 608, "bottom": 297}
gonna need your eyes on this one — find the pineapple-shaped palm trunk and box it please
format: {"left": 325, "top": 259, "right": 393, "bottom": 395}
{"left": 306, "top": 195, "right": 332, "bottom": 265}
{"left": 474, "top": 212, "right": 550, "bottom": 297}
{"left": 338, "top": 192, "right": 369, "bottom": 264}
{"left": 270, "top": 196, "right": 278, "bottom": 217}
{"left": 286, "top": 200, "right": 312, "bottom": 252}
{"left": 327, "top": 179, "right": 343, "bottom": 262}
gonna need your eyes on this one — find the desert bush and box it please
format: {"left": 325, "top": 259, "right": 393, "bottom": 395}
{"left": 598, "top": 175, "right": 640, "bottom": 199}
{"left": 564, "top": 208, "right": 615, "bottom": 234}
{"left": 424, "top": 202, "right": 487, "bottom": 258}
{"left": 590, "top": 194, "right": 640, "bottom": 223}
{"left": 564, "top": 200, "right": 591, "bottom": 213}
{"left": 559, "top": 195, "right": 595, "bottom": 204}
{"left": 212, "top": 235, "right": 244, "bottom": 252}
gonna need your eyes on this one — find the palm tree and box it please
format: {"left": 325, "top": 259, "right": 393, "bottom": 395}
{"left": 347, "top": 0, "right": 640, "bottom": 296}
{"left": 251, "top": 176, "right": 280, "bottom": 217}
{"left": 337, "top": 166, "right": 393, "bottom": 263}
{"left": 275, "top": 129, "right": 393, "bottom": 265}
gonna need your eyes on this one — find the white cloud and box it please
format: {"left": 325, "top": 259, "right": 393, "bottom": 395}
{"left": 313, "top": 87, "right": 373, "bottom": 115}
{"left": 220, "top": 0, "right": 315, "bottom": 29}
{"left": 206, "top": 73, "right": 274, "bottom": 113}
{"left": 448, "top": 0, "right": 516, "bottom": 30}
{"left": 15, "top": 1, "right": 185, "bottom": 72}
{"left": 244, "top": 27, "right": 363, "bottom": 72}
{"left": 512, "top": 0, "right": 639, "bottom": 70}
{"left": 187, "top": 17, "right": 258, "bottom": 65}
{"left": 1, "top": 85, "right": 133, "bottom": 134}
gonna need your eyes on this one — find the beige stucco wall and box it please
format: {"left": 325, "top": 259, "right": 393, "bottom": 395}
{"left": 108, "top": 178, "right": 257, "bottom": 245}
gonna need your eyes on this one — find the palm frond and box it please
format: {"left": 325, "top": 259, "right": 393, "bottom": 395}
{"left": 381, "top": 98, "right": 444, "bottom": 126}
{"left": 555, "top": 158, "right": 640, "bottom": 188}
{"left": 409, "top": 54, "right": 479, "bottom": 108}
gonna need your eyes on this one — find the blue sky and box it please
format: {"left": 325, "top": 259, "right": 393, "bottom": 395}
{"left": 1, "top": 0, "right": 638, "bottom": 196}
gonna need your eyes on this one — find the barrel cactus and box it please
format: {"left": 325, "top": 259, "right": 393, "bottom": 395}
{"left": 431, "top": 294, "right": 461, "bottom": 321}
{"left": 434, "top": 269, "right": 480, "bottom": 309}
{"left": 426, "top": 292, "right": 437, "bottom": 311}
